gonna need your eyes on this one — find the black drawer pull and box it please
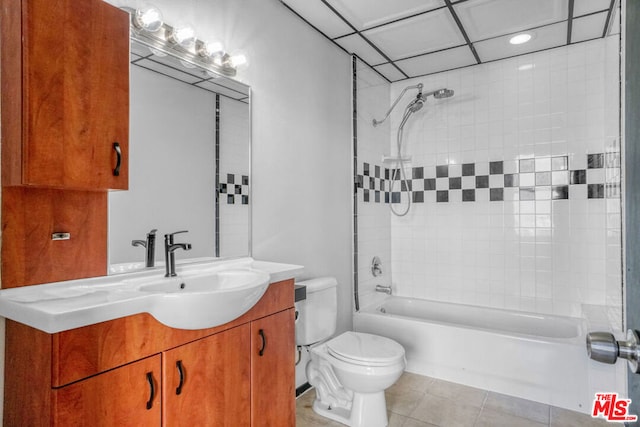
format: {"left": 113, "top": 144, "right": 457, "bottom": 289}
{"left": 145, "top": 372, "right": 155, "bottom": 410}
{"left": 258, "top": 329, "right": 266, "bottom": 356}
{"left": 113, "top": 142, "right": 122, "bottom": 176}
{"left": 176, "top": 360, "right": 185, "bottom": 395}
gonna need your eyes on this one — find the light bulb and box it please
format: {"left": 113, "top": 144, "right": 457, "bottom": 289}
{"left": 134, "top": 5, "right": 163, "bottom": 32}
{"left": 169, "top": 24, "right": 196, "bottom": 48}
{"left": 198, "top": 40, "right": 225, "bottom": 58}
{"left": 227, "top": 50, "right": 248, "bottom": 69}
{"left": 509, "top": 33, "right": 532, "bottom": 45}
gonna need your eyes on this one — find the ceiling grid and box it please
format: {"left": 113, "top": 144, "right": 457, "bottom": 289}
{"left": 281, "top": 0, "right": 620, "bottom": 82}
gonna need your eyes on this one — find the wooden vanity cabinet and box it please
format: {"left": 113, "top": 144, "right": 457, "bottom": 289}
{"left": 53, "top": 356, "right": 162, "bottom": 426}
{"left": 1, "top": 0, "right": 129, "bottom": 190}
{"left": 4, "top": 280, "right": 296, "bottom": 426}
{"left": 251, "top": 309, "right": 296, "bottom": 426}
{"left": 163, "top": 324, "right": 252, "bottom": 426}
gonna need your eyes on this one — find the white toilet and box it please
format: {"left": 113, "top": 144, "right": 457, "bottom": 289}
{"left": 296, "top": 277, "right": 406, "bottom": 427}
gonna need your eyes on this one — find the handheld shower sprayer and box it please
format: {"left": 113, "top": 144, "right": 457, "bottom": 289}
{"left": 372, "top": 83, "right": 455, "bottom": 217}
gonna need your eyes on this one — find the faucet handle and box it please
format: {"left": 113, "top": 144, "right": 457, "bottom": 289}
{"left": 147, "top": 229, "right": 158, "bottom": 237}
{"left": 165, "top": 230, "right": 189, "bottom": 244}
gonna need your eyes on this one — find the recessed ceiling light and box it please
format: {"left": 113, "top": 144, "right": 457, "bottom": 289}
{"left": 509, "top": 33, "right": 532, "bottom": 45}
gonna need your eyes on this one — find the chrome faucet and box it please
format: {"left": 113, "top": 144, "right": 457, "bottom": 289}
{"left": 164, "top": 230, "right": 192, "bottom": 277}
{"left": 132, "top": 229, "right": 158, "bottom": 268}
{"left": 375, "top": 285, "right": 392, "bottom": 295}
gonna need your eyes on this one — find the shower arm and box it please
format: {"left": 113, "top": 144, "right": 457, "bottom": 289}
{"left": 372, "top": 83, "right": 423, "bottom": 127}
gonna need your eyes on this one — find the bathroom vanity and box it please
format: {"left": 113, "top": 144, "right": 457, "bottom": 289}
{"left": 1, "top": 259, "right": 300, "bottom": 426}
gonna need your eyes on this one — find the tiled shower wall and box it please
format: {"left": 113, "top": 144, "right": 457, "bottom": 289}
{"left": 357, "top": 35, "right": 622, "bottom": 326}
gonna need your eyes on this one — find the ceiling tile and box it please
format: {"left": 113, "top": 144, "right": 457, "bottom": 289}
{"left": 571, "top": 12, "right": 607, "bottom": 43}
{"left": 282, "top": 0, "right": 353, "bottom": 39}
{"left": 363, "top": 8, "right": 466, "bottom": 61}
{"left": 325, "top": 0, "right": 445, "bottom": 31}
{"left": 373, "top": 63, "right": 407, "bottom": 82}
{"left": 474, "top": 21, "right": 567, "bottom": 62}
{"left": 394, "top": 45, "right": 477, "bottom": 77}
{"left": 334, "top": 34, "right": 388, "bottom": 66}
{"left": 455, "top": 0, "right": 569, "bottom": 42}
{"left": 573, "top": 0, "right": 611, "bottom": 17}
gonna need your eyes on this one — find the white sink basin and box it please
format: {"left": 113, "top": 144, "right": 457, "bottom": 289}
{"left": 0, "top": 257, "right": 304, "bottom": 333}
{"left": 138, "top": 268, "right": 270, "bottom": 329}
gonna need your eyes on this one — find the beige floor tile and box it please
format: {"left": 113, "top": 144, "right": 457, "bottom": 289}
{"left": 409, "top": 392, "right": 482, "bottom": 427}
{"left": 386, "top": 386, "right": 426, "bottom": 416}
{"left": 550, "top": 406, "right": 625, "bottom": 427}
{"left": 483, "top": 392, "right": 550, "bottom": 424}
{"left": 427, "top": 378, "right": 488, "bottom": 408}
{"left": 388, "top": 372, "right": 434, "bottom": 395}
{"left": 388, "top": 412, "right": 411, "bottom": 427}
{"left": 475, "top": 408, "right": 547, "bottom": 427}
{"left": 401, "top": 417, "right": 439, "bottom": 427}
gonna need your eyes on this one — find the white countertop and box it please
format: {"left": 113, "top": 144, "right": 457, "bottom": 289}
{"left": 0, "top": 257, "right": 303, "bottom": 334}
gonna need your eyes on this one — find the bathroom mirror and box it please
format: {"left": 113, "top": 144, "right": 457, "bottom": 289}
{"left": 107, "top": 37, "right": 251, "bottom": 272}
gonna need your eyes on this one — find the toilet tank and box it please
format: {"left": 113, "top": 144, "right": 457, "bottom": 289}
{"left": 295, "top": 277, "right": 337, "bottom": 346}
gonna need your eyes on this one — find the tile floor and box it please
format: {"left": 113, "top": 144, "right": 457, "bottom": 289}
{"left": 296, "top": 372, "right": 619, "bottom": 427}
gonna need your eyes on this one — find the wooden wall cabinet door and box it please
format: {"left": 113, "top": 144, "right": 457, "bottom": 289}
{"left": 251, "top": 309, "right": 296, "bottom": 426}
{"left": 1, "top": 0, "right": 129, "bottom": 190}
{"left": 52, "top": 355, "right": 161, "bottom": 426}
{"left": 163, "top": 324, "right": 252, "bottom": 426}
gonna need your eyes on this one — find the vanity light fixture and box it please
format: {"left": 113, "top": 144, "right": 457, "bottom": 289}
{"left": 127, "top": 6, "right": 248, "bottom": 77}
{"left": 509, "top": 33, "right": 532, "bottom": 45}
{"left": 133, "top": 5, "right": 163, "bottom": 32}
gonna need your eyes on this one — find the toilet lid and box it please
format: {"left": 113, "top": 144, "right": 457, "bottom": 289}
{"left": 327, "top": 332, "right": 405, "bottom": 366}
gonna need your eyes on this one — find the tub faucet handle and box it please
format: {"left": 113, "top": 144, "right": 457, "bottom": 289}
{"left": 371, "top": 256, "right": 383, "bottom": 277}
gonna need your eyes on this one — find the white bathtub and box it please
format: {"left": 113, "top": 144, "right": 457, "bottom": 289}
{"left": 354, "top": 296, "right": 592, "bottom": 413}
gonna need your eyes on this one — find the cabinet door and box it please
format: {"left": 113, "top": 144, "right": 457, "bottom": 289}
{"left": 22, "top": 0, "right": 129, "bottom": 190}
{"left": 53, "top": 355, "right": 161, "bottom": 426}
{"left": 163, "top": 324, "right": 251, "bottom": 426}
{"left": 251, "top": 309, "right": 295, "bottom": 426}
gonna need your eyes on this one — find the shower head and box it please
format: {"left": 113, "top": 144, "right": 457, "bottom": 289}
{"left": 432, "top": 88, "right": 454, "bottom": 99}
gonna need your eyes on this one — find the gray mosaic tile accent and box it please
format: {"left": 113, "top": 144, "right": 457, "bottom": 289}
{"left": 357, "top": 153, "right": 620, "bottom": 204}
{"left": 219, "top": 173, "right": 250, "bottom": 204}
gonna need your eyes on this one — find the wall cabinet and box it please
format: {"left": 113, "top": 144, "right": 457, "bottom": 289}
{"left": 4, "top": 280, "right": 296, "bottom": 426}
{"left": 1, "top": 0, "right": 129, "bottom": 190}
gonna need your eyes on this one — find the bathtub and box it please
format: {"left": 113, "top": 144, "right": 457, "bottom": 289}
{"left": 354, "top": 296, "right": 593, "bottom": 413}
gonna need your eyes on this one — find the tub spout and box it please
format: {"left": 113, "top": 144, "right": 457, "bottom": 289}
{"left": 375, "top": 285, "right": 392, "bottom": 295}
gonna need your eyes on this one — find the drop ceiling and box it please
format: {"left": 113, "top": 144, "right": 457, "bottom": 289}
{"left": 281, "top": 0, "right": 620, "bottom": 82}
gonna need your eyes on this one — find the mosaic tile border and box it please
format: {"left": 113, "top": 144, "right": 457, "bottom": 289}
{"left": 219, "top": 173, "right": 250, "bottom": 205}
{"left": 356, "top": 153, "right": 621, "bottom": 203}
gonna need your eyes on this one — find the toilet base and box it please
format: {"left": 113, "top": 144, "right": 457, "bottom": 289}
{"left": 312, "top": 390, "right": 389, "bottom": 427}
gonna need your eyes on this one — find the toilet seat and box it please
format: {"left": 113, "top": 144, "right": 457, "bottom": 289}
{"left": 326, "top": 332, "right": 405, "bottom": 367}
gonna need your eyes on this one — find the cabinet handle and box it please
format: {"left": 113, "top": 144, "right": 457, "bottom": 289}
{"left": 176, "top": 360, "right": 185, "bottom": 395}
{"left": 145, "top": 372, "right": 155, "bottom": 410}
{"left": 258, "top": 329, "right": 267, "bottom": 356}
{"left": 113, "top": 142, "right": 122, "bottom": 177}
